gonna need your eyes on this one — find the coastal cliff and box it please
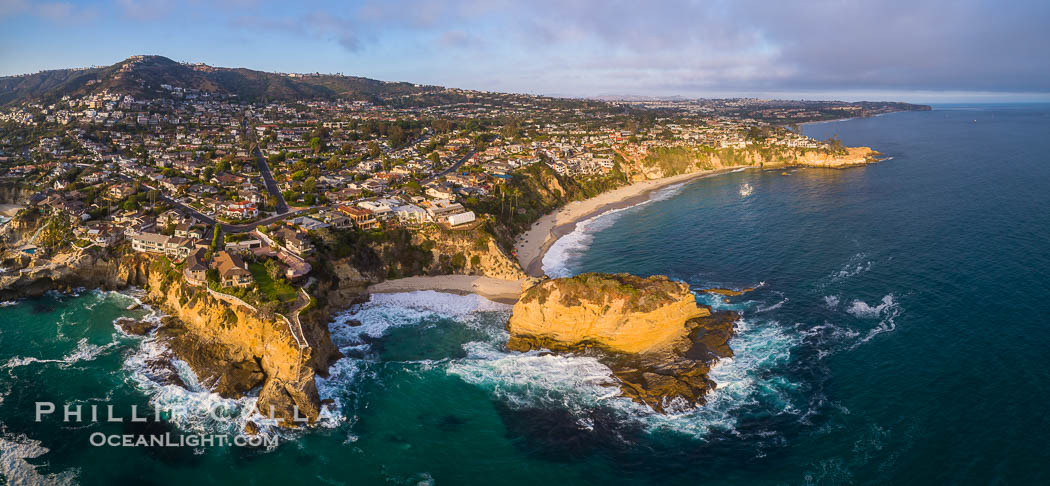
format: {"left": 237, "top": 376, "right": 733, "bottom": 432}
{"left": 622, "top": 145, "right": 880, "bottom": 181}
{"left": 507, "top": 273, "right": 736, "bottom": 412}
{"left": 0, "top": 247, "right": 340, "bottom": 427}
{"left": 144, "top": 267, "right": 335, "bottom": 425}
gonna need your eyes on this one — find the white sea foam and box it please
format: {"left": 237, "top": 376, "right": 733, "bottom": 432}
{"left": 542, "top": 209, "right": 628, "bottom": 278}
{"left": 846, "top": 295, "right": 902, "bottom": 347}
{"left": 639, "top": 319, "right": 800, "bottom": 437}
{"left": 824, "top": 295, "right": 841, "bottom": 309}
{"left": 123, "top": 337, "right": 262, "bottom": 437}
{"left": 542, "top": 182, "right": 686, "bottom": 278}
{"left": 828, "top": 253, "right": 873, "bottom": 283}
{"left": 756, "top": 297, "right": 788, "bottom": 313}
{"left": 0, "top": 434, "right": 78, "bottom": 486}
{"left": 4, "top": 338, "right": 116, "bottom": 370}
{"left": 846, "top": 294, "right": 896, "bottom": 319}
{"left": 322, "top": 288, "right": 802, "bottom": 441}
{"left": 448, "top": 317, "right": 802, "bottom": 440}
{"left": 446, "top": 341, "right": 623, "bottom": 418}
{"left": 328, "top": 291, "right": 512, "bottom": 352}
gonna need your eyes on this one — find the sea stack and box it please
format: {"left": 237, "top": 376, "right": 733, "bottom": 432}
{"left": 507, "top": 273, "right": 737, "bottom": 413}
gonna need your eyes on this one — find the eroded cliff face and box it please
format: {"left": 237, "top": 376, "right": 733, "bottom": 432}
{"left": 0, "top": 248, "right": 151, "bottom": 299}
{"left": 415, "top": 227, "right": 526, "bottom": 280}
{"left": 508, "top": 273, "right": 708, "bottom": 354}
{"left": 507, "top": 273, "right": 737, "bottom": 413}
{"left": 145, "top": 270, "right": 326, "bottom": 425}
{"left": 620, "top": 145, "right": 879, "bottom": 181}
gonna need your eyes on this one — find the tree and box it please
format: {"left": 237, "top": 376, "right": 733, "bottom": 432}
{"left": 210, "top": 224, "right": 223, "bottom": 252}
{"left": 309, "top": 136, "right": 326, "bottom": 154}
{"left": 264, "top": 258, "right": 282, "bottom": 280}
{"left": 367, "top": 141, "right": 381, "bottom": 159}
{"left": 826, "top": 136, "right": 845, "bottom": 153}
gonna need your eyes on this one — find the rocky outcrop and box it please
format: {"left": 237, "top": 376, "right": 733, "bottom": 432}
{"left": 144, "top": 268, "right": 333, "bottom": 426}
{"left": 507, "top": 273, "right": 736, "bottom": 413}
{"left": 619, "top": 145, "right": 881, "bottom": 182}
{"left": 0, "top": 248, "right": 151, "bottom": 300}
{"left": 0, "top": 247, "right": 338, "bottom": 428}
{"left": 413, "top": 226, "right": 527, "bottom": 280}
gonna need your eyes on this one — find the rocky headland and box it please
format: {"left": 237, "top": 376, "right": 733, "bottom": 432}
{"left": 507, "top": 273, "right": 737, "bottom": 413}
{"left": 0, "top": 246, "right": 342, "bottom": 428}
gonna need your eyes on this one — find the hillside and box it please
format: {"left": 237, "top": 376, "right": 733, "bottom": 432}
{"left": 0, "top": 55, "right": 432, "bottom": 106}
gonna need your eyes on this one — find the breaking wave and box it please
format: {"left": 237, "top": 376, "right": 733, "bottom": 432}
{"left": 4, "top": 338, "right": 116, "bottom": 370}
{"left": 846, "top": 295, "right": 902, "bottom": 347}
{"left": 0, "top": 434, "right": 78, "bottom": 486}
{"left": 321, "top": 288, "right": 805, "bottom": 443}
{"left": 542, "top": 182, "right": 689, "bottom": 278}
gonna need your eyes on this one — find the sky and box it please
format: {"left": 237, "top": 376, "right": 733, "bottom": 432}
{"left": 1, "top": 0, "right": 1049, "bottom": 102}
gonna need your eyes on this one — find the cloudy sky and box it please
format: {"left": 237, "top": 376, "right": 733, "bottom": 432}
{"left": 2, "top": 0, "right": 1048, "bottom": 101}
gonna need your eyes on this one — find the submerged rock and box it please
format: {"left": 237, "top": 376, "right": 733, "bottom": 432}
{"left": 114, "top": 317, "right": 158, "bottom": 336}
{"left": 507, "top": 273, "right": 736, "bottom": 413}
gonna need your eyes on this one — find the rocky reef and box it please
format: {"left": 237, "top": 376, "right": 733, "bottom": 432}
{"left": 507, "top": 273, "right": 736, "bottom": 413}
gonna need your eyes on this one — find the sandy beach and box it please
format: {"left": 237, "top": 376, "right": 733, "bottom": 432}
{"left": 0, "top": 204, "right": 23, "bottom": 218}
{"left": 513, "top": 168, "right": 743, "bottom": 277}
{"left": 366, "top": 275, "right": 526, "bottom": 304}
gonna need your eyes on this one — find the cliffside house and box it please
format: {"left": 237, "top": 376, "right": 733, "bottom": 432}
{"left": 275, "top": 227, "right": 313, "bottom": 256}
{"left": 130, "top": 232, "right": 193, "bottom": 260}
{"left": 213, "top": 251, "right": 253, "bottom": 288}
{"left": 338, "top": 206, "right": 380, "bottom": 230}
{"left": 183, "top": 248, "right": 207, "bottom": 286}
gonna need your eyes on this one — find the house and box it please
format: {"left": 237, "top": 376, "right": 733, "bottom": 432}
{"left": 130, "top": 232, "right": 193, "bottom": 259}
{"left": 183, "top": 248, "right": 208, "bottom": 286}
{"left": 338, "top": 206, "right": 380, "bottom": 230}
{"left": 275, "top": 227, "right": 313, "bottom": 256}
{"left": 212, "top": 251, "right": 253, "bottom": 288}
{"left": 424, "top": 199, "right": 466, "bottom": 221}
{"left": 318, "top": 210, "right": 352, "bottom": 229}
{"left": 288, "top": 216, "right": 329, "bottom": 232}
{"left": 392, "top": 204, "right": 428, "bottom": 225}
{"left": 223, "top": 201, "right": 258, "bottom": 219}
{"left": 174, "top": 224, "right": 205, "bottom": 240}
{"left": 92, "top": 227, "right": 123, "bottom": 248}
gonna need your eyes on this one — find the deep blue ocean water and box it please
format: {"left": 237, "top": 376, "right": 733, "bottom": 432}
{"left": 2, "top": 104, "right": 1049, "bottom": 484}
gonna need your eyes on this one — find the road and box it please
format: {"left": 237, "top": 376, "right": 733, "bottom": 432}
{"left": 252, "top": 145, "right": 289, "bottom": 214}
{"left": 243, "top": 119, "right": 289, "bottom": 214}
{"left": 141, "top": 183, "right": 312, "bottom": 233}
{"left": 422, "top": 150, "right": 476, "bottom": 184}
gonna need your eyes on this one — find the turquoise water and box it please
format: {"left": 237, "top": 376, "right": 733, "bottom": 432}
{"left": 2, "top": 105, "right": 1050, "bottom": 484}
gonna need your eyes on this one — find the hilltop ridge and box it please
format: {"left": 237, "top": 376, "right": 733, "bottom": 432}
{"left": 0, "top": 55, "right": 433, "bottom": 106}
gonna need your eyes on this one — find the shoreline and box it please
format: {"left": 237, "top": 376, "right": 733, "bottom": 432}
{"left": 514, "top": 167, "right": 746, "bottom": 277}
{"left": 366, "top": 275, "right": 526, "bottom": 305}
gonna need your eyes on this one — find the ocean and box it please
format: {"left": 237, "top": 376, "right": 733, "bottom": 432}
{"left": 2, "top": 104, "right": 1049, "bottom": 484}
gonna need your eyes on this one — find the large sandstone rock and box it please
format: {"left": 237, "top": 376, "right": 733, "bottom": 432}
{"left": 507, "top": 273, "right": 709, "bottom": 354}
{"left": 506, "top": 273, "right": 736, "bottom": 413}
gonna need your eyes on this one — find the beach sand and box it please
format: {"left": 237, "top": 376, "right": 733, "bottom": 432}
{"left": 365, "top": 168, "right": 742, "bottom": 302}
{"left": 366, "top": 275, "right": 526, "bottom": 304}
{"left": 513, "top": 168, "right": 742, "bottom": 277}
{"left": 0, "top": 204, "right": 23, "bottom": 218}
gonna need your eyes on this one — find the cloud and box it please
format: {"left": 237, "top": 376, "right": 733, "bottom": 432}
{"left": 0, "top": 0, "right": 93, "bottom": 22}
{"left": 232, "top": 11, "right": 360, "bottom": 51}
{"left": 117, "top": 0, "right": 175, "bottom": 21}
